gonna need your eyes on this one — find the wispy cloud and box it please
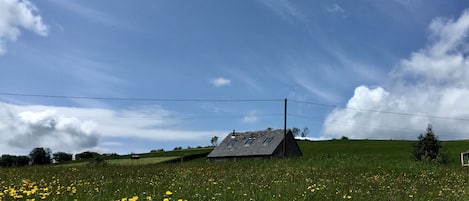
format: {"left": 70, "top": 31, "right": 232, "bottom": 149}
{"left": 210, "top": 77, "right": 231, "bottom": 88}
{"left": 0, "top": 0, "right": 48, "bottom": 54}
{"left": 322, "top": 9, "right": 469, "bottom": 140}
{"left": 256, "top": 0, "right": 307, "bottom": 23}
{"left": 293, "top": 73, "right": 341, "bottom": 103}
{"left": 326, "top": 3, "right": 345, "bottom": 13}
{"left": 242, "top": 111, "right": 259, "bottom": 123}
{"left": 47, "top": 0, "right": 123, "bottom": 28}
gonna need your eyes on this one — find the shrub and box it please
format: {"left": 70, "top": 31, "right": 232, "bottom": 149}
{"left": 87, "top": 155, "right": 107, "bottom": 166}
{"left": 412, "top": 124, "right": 448, "bottom": 164}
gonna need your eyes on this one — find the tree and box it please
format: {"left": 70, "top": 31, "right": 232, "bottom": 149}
{"left": 412, "top": 124, "right": 447, "bottom": 164}
{"left": 30, "top": 147, "right": 52, "bottom": 165}
{"left": 291, "top": 127, "right": 300, "bottom": 137}
{"left": 301, "top": 127, "right": 310, "bottom": 138}
{"left": 0, "top": 155, "right": 16, "bottom": 167}
{"left": 75, "top": 151, "right": 100, "bottom": 160}
{"left": 16, "top": 156, "right": 30, "bottom": 166}
{"left": 53, "top": 152, "right": 73, "bottom": 163}
{"left": 0, "top": 155, "right": 29, "bottom": 167}
{"left": 211, "top": 136, "right": 219, "bottom": 146}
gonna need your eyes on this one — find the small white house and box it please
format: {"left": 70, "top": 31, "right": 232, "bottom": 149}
{"left": 461, "top": 150, "right": 469, "bottom": 167}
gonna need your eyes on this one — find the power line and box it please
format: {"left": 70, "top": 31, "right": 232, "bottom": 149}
{"left": 0, "top": 92, "right": 283, "bottom": 102}
{"left": 289, "top": 112, "right": 463, "bottom": 139}
{"left": 289, "top": 99, "right": 469, "bottom": 122}
{"left": 2, "top": 92, "right": 469, "bottom": 123}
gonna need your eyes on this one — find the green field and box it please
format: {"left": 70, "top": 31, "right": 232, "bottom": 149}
{"left": 104, "top": 157, "right": 181, "bottom": 166}
{"left": 1, "top": 140, "right": 469, "bottom": 200}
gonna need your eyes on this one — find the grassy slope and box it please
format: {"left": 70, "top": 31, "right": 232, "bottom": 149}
{"left": 2, "top": 140, "right": 469, "bottom": 201}
{"left": 298, "top": 139, "right": 469, "bottom": 166}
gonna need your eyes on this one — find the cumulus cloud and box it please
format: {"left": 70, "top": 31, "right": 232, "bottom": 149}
{"left": 210, "top": 77, "right": 231, "bottom": 88}
{"left": 322, "top": 9, "right": 469, "bottom": 140}
{"left": 0, "top": 0, "right": 48, "bottom": 54}
{"left": 0, "top": 101, "right": 220, "bottom": 155}
{"left": 0, "top": 102, "right": 98, "bottom": 154}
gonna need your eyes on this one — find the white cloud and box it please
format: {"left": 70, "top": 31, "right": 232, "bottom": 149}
{"left": 0, "top": 103, "right": 98, "bottom": 154}
{"left": 0, "top": 101, "right": 220, "bottom": 155}
{"left": 242, "top": 111, "right": 259, "bottom": 123}
{"left": 0, "top": 0, "right": 48, "bottom": 54}
{"left": 210, "top": 77, "right": 231, "bottom": 88}
{"left": 322, "top": 9, "right": 469, "bottom": 140}
{"left": 326, "top": 3, "right": 344, "bottom": 13}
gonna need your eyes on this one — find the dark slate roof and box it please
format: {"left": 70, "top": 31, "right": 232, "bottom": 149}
{"left": 207, "top": 129, "right": 289, "bottom": 158}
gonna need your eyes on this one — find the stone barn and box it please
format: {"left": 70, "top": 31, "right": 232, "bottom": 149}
{"left": 207, "top": 129, "right": 302, "bottom": 161}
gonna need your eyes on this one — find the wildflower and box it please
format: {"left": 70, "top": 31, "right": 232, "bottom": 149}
{"left": 165, "top": 191, "right": 173, "bottom": 196}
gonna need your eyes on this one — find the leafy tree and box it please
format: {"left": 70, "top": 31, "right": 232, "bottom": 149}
{"left": 412, "top": 124, "right": 448, "bottom": 164}
{"left": 301, "top": 127, "right": 310, "bottom": 138}
{"left": 211, "top": 136, "right": 219, "bottom": 146}
{"left": 1, "top": 155, "right": 30, "bottom": 167}
{"left": 0, "top": 155, "right": 16, "bottom": 167}
{"left": 341, "top": 136, "right": 349, "bottom": 140}
{"left": 16, "top": 156, "right": 30, "bottom": 166}
{"left": 291, "top": 127, "right": 300, "bottom": 137}
{"left": 75, "top": 151, "right": 100, "bottom": 160}
{"left": 53, "top": 152, "right": 73, "bottom": 163}
{"left": 30, "top": 147, "right": 52, "bottom": 165}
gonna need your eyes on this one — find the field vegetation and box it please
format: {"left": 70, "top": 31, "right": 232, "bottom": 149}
{"left": 1, "top": 140, "right": 469, "bottom": 200}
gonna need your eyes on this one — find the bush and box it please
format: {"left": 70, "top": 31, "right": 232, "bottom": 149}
{"left": 53, "top": 152, "right": 73, "bottom": 163}
{"left": 87, "top": 155, "right": 107, "bottom": 166}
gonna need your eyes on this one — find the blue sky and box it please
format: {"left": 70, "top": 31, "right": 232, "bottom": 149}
{"left": 1, "top": 0, "right": 469, "bottom": 155}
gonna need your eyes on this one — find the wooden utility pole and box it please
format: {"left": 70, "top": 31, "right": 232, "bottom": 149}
{"left": 284, "top": 98, "right": 287, "bottom": 158}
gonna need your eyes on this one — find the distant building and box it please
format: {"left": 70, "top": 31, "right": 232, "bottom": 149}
{"left": 207, "top": 129, "right": 302, "bottom": 161}
{"left": 461, "top": 150, "right": 469, "bottom": 166}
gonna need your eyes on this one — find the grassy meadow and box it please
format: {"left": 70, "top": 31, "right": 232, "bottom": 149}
{"left": 1, "top": 140, "right": 469, "bottom": 200}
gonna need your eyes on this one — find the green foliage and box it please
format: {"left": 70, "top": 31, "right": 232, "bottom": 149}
{"left": 0, "top": 155, "right": 30, "bottom": 167}
{"left": 75, "top": 151, "right": 100, "bottom": 160}
{"left": 53, "top": 152, "right": 73, "bottom": 163}
{"left": 412, "top": 124, "right": 448, "bottom": 164}
{"left": 86, "top": 155, "right": 107, "bottom": 166}
{"left": 210, "top": 136, "right": 219, "bottom": 146}
{"left": 29, "top": 147, "right": 52, "bottom": 165}
{"left": 340, "top": 136, "right": 349, "bottom": 140}
{"left": 291, "top": 127, "right": 300, "bottom": 137}
{"left": 301, "top": 127, "right": 310, "bottom": 138}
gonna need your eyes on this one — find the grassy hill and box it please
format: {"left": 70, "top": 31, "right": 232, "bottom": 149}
{"left": 298, "top": 139, "right": 469, "bottom": 166}
{"left": 1, "top": 140, "right": 469, "bottom": 201}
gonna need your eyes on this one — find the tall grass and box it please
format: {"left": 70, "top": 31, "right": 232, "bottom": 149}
{"left": 1, "top": 140, "right": 469, "bottom": 200}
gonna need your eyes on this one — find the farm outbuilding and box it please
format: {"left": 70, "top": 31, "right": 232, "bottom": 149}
{"left": 207, "top": 129, "right": 302, "bottom": 161}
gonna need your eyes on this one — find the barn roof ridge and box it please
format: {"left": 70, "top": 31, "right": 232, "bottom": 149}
{"left": 207, "top": 129, "right": 301, "bottom": 159}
